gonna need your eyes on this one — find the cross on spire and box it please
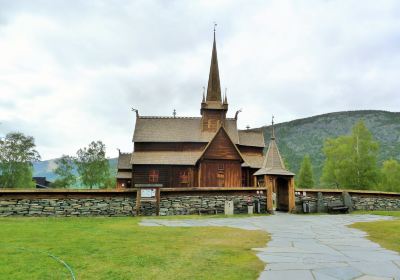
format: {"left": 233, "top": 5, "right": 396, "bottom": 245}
{"left": 271, "top": 115, "right": 275, "bottom": 139}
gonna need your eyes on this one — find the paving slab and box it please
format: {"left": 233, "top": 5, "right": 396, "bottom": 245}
{"left": 258, "top": 269, "right": 315, "bottom": 280}
{"left": 355, "top": 276, "right": 393, "bottom": 280}
{"left": 141, "top": 213, "right": 400, "bottom": 279}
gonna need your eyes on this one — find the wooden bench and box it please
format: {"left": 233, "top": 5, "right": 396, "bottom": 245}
{"left": 198, "top": 209, "right": 219, "bottom": 215}
{"left": 327, "top": 202, "right": 349, "bottom": 214}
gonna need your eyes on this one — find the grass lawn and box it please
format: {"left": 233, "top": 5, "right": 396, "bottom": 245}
{"left": 350, "top": 211, "right": 400, "bottom": 253}
{"left": 0, "top": 217, "right": 268, "bottom": 280}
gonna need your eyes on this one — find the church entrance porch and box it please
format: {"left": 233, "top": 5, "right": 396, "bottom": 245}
{"left": 256, "top": 174, "right": 295, "bottom": 213}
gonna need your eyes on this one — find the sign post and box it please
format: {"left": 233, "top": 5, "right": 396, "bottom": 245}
{"left": 135, "top": 184, "right": 162, "bottom": 216}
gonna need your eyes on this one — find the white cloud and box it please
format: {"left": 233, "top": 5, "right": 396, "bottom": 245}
{"left": 0, "top": 0, "right": 399, "bottom": 159}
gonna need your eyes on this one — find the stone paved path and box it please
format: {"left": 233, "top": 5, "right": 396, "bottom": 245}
{"left": 141, "top": 213, "right": 400, "bottom": 280}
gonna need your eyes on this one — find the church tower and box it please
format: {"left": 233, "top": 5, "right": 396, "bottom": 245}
{"left": 201, "top": 29, "right": 228, "bottom": 132}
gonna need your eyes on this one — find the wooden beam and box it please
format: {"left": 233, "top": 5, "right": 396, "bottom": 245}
{"left": 156, "top": 188, "right": 161, "bottom": 216}
{"left": 288, "top": 177, "right": 295, "bottom": 212}
{"left": 265, "top": 175, "right": 274, "bottom": 214}
{"left": 198, "top": 163, "right": 202, "bottom": 188}
{"left": 136, "top": 189, "right": 141, "bottom": 216}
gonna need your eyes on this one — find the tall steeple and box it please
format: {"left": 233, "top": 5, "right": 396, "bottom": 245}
{"left": 200, "top": 24, "right": 228, "bottom": 132}
{"left": 206, "top": 26, "right": 222, "bottom": 102}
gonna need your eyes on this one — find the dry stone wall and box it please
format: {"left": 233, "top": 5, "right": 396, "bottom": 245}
{"left": 159, "top": 194, "right": 266, "bottom": 216}
{"left": 0, "top": 197, "right": 136, "bottom": 217}
{"left": 352, "top": 194, "right": 400, "bottom": 211}
{"left": 0, "top": 189, "right": 267, "bottom": 217}
{"left": 295, "top": 190, "right": 400, "bottom": 213}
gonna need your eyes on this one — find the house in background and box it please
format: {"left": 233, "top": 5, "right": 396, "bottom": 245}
{"left": 33, "top": 177, "right": 52, "bottom": 189}
{"left": 116, "top": 151, "right": 132, "bottom": 189}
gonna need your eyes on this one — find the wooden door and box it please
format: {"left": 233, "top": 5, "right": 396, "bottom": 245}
{"left": 277, "top": 177, "right": 289, "bottom": 211}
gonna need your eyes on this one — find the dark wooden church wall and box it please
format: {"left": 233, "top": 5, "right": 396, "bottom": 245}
{"left": 202, "top": 130, "right": 241, "bottom": 160}
{"left": 201, "top": 110, "right": 226, "bottom": 132}
{"left": 200, "top": 160, "right": 242, "bottom": 188}
{"left": 242, "top": 168, "right": 259, "bottom": 187}
{"left": 237, "top": 145, "right": 264, "bottom": 155}
{"left": 132, "top": 165, "right": 197, "bottom": 188}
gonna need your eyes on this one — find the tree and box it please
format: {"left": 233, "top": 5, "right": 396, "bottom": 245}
{"left": 297, "top": 155, "right": 315, "bottom": 188}
{"left": 75, "top": 141, "right": 110, "bottom": 189}
{"left": 0, "top": 132, "right": 41, "bottom": 188}
{"left": 379, "top": 159, "right": 400, "bottom": 192}
{"left": 321, "top": 120, "right": 380, "bottom": 189}
{"left": 52, "top": 155, "right": 76, "bottom": 188}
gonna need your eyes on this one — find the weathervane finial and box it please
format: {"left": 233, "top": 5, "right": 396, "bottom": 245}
{"left": 271, "top": 115, "right": 275, "bottom": 139}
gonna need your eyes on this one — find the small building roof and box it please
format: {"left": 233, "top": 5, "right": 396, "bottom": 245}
{"left": 241, "top": 154, "right": 265, "bottom": 169}
{"left": 117, "top": 152, "right": 132, "bottom": 169}
{"left": 131, "top": 151, "right": 203, "bottom": 165}
{"left": 238, "top": 130, "right": 265, "bottom": 147}
{"left": 116, "top": 171, "right": 132, "bottom": 179}
{"left": 254, "top": 121, "right": 295, "bottom": 176}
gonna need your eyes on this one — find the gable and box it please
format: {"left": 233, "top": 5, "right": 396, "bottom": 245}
{"left": 201, "top": 128, "right": 243, "bottom": 161}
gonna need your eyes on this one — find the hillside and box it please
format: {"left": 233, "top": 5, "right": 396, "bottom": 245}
{"left": 256, "top": 110, "right": 400, "bottom": 184}
{"left": 33, "top": 158, "right": 118, "bottom": 183}
{"left": 33, "top": 110, "right": 400, "bottom": 185}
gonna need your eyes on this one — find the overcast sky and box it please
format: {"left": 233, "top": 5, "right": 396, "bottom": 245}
{"left": 0, "top": 0, "right": 399, "bottom": 160}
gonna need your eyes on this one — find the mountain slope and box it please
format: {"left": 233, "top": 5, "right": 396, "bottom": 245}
{"left": 256, "top": 110, "right": 400, "bottom": 184}
{"left": 33, "top": 158, "right": 118, "bottom": 182}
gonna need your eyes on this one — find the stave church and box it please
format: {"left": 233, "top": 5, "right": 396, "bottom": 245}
{"left": 117, "top": 30, "right": 295, "bottom": 212}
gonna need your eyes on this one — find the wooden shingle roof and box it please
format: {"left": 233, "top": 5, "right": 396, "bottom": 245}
{"left": 238, "top": 130, "right": 265, "bottom": 147}
{"left": 131, "top": 151, "right": 203, "bottom": 165}
{"left": 117, "top": 153, "right": 132, "bottom": 169}
{"left": 254, "top": 122, "right": 294, "bottom": 176}
{"left": 133, "top": 117, "right": 264, "bottom": 147}
{"left": 241, "top": 154, "right": 265, "bottom": 169}
{"left": 116, "top": 171, "right": 131, "bottom": 179}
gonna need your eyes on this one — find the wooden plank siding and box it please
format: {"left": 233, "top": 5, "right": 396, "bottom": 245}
{"left": 237, "top": 145, "right": 264, "bottom": 155}
{"left": 132, "top": 165, "right": 197, "bottom": 188}
{"left": 241, "top": 167, "right": 259, "bottom": 187}
{"left": 200, "top": 160, "right": 242, "bottom": 187}
{"left": 201, "top": 129, "right": 242, "bottom": 160}
{"left": 201, "top": 110, "right": 226, "bottom": 132}
{"left": 198, "top": 128, "right": 243, "bottom": 187}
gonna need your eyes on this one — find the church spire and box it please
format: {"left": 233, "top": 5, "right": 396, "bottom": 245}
{"left": 206, "top": 24, "right": 222, "bottom": 102}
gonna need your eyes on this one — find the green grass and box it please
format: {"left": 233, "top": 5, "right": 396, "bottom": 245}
{"left": 0, "top": 217, "right": 269, "bottom": 280}
{"left": 352, "top": 210, "right": 400, "bottom": 217}
{"left": 351, "top": 211, "right": 400, "bottom": 253}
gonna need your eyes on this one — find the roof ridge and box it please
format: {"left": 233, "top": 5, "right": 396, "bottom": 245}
{"left": 139, "top": 116, "right": 201, "bottom": 119}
